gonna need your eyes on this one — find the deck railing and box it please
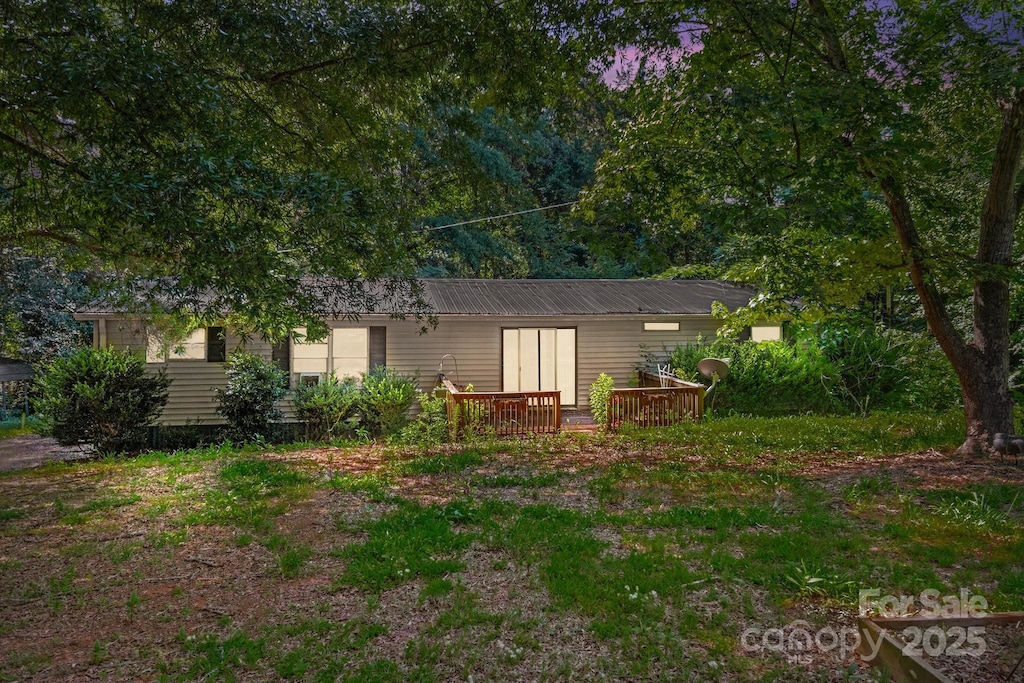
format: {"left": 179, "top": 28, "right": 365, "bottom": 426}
{"left": 439, "top": 375, "right": 561, "bottom": 438}
{"left": 607, "top": 385, "right": 704, "bottom": 430}
{"left": 637, "top": 369, "right": 704, "bottom": 390}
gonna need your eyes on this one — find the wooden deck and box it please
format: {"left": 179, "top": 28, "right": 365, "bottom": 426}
{"left": 439, "top": 375, "right": 561, "bottom": 438}
{"left": 608, "top": 371, "right": 705, "bottom": 430}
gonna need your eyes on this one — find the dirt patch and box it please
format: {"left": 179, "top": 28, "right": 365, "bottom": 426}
{"left": 0, "top": 434, "right": 90, "bottom": 472}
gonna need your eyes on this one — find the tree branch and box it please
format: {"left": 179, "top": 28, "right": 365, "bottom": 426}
{"left": 0, "top": 130, "right": 87, "bottom": 179}
{"left": 2, "top": 229, "right": 105, "bottom": 254}
{"left": 263, "top": 57, "right": 351, "bottom": 85}
{"left": 804, "top": 0, "right": 850, "bottom": 73}
{"left": 860, "top": 162, "right": 969, "bottom": 369}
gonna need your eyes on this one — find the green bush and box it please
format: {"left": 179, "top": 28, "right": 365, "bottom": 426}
{"left": 589, "top": 373, "right": 616, "bottom": 425}
{"left": 397, "top": 392, "right": 451, "bottom": 446}
{"left": 358, "top": 367, "right": 417, "bottom": 437}
{"left": 667, "top": 325, "right": 960, "bottom": 417}
{"left": 293, "top": 374, "right": 361, "bottom": 442}
{"left": 669, "top": 337, "right": 841, "bottom": 416}
{"left": 818, "top": 323, "right": 959, "bottom": 414}
{"left": 34, "top": 347, "right": 170, "bottom": 454}
{"left": 215, "top": 352, "right": 288, "bottom": 442}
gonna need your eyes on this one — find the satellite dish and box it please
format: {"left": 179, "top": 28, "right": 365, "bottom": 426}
{"left": 698, "top": 358, "right": 730, "bottom": 381}
{"left": 697, "top": 358, "right": 730, "bottom": 413}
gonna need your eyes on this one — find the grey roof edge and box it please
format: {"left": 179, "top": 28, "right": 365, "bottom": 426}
{"left": 75, "top": 278, "right": 758, "bottom": 318}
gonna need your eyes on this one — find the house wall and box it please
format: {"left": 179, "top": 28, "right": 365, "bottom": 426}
{"left": 93, "top": 314, "right": 722, "bottom": 426}
{"left": 96, "top": 318, "right": 281, "bottom": 426}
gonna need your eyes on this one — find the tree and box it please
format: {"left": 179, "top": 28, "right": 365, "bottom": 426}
{"left": 587, "top": 1, "right": 1024, "bottom": 452}
{"left": 0, "top": 250, "right": 92, "bottom": 363}
{"left": 1, "top": 0, "right": 630, "bottom": 333}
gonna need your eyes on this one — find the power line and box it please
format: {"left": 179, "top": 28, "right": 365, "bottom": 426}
{"left": 417, "top": 200, "right": 579, "bottom": 232}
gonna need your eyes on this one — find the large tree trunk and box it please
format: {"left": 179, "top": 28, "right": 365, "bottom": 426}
{"left": 807, "top": 1, "right": 1023, "bottom": 454}
{"left": 866, "top": 90, "right": 1024, "bottom": 454}
{"left": 877, "top": 172, "right": 1018, "bottom": 454}
{"left": 956, "top": 348, "right": 1014, "bottom": 454}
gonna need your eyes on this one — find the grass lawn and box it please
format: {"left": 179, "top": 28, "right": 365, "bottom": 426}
{"left": 0, "top": 416, "right": 37, "bottom": 440}
{"left": 1, "top": 412, "right": 1022, "bottom": 682}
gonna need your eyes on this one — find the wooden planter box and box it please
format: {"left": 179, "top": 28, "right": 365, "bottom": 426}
{"left": 858, "top": 612, "right": 1024, "bottom": 682}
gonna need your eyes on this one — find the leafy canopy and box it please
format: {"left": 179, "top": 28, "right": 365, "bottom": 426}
{"left": 1, "top": 0, "right": 646, "bottom": 333}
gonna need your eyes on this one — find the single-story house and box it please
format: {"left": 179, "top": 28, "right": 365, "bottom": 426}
{"left": 75, "top": 279, "right": 777, "bottom": 426}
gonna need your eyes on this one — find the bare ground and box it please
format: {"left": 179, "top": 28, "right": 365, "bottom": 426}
{"left": 0, "top": 443, "right": 1021, "bottom": 681}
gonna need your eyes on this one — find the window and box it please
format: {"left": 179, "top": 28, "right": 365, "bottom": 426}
{"left": 289, "top": 327, "right": 369, "bottom": 381}
{"left": 292, "top": 327, "right": 329, "bottom": 374}
{"left": 643, "top": 321, "right": 680, "bottom": 332}
{"left": 750, "top": 325, "right": 783, "bottom": 342}
{"left": 331, "top": 328, "right": 369, "bottom": 379}
{"left": 271, "top": 339, "right": 290, "bottom": 373}
{"left": 173, "top": 328, "right": 207, "bottom": 359}
{"left": 502, "top": 328, "right": 576, "bottom": 406}
{"left": 207, "top": 327, "right": 226, "bottom": 362}
{"left": 369, "top": 327, "right": 387, "bottom": 370}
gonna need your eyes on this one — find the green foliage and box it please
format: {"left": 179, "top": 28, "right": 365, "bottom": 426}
{"left": 335, "top": 502, "right": 475, "bottom": 592}
{"left": 669, "top": 326, "right": 959, "bottom": 417}
{"left": 0, "top": 252, "right": 92, "bottom": 364}
{"left": 818, "top": 322, "right": 959, "bottom": 414}
{"left": 586, "top": 0, "right": 1024, "bottom": 440}
{"left": 34, "top": 347, "right": 170, "bottom": 454}
{"left": 293, "top": 374, "right": 361, "bottom": 442}
{"left": 588, "top": 373, "right": 615, "bottom": 425}
{"left": 214, "top": 352, "right": 288, "bottom": 442}
{"left": 1, "top": 0, "right": 636, "bottom": 333}
{"left": 396, "top": 392, "right": 451, "bottom": 446}
{"left": 358, "top": 368, "right": 417, "bottom": 438}
{"left": 176, "top": 629, "right": 266, "bottom": 681}
{"left": 670, "top": 338, "right": 839, "bottom": 416}
{"left": 187, "top": 456, "right": 310, "bottom": 533}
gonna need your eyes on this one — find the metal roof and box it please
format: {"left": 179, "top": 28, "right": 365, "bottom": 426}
{"left": 417, "top": 279, "right": 755, "bottom": 316}
{"left": 76, "top": 279, "right": 756, "bottom": 317}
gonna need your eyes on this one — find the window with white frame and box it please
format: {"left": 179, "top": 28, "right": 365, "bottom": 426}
{"left": 290, "top": 327, "right": 369, "bottom": 384}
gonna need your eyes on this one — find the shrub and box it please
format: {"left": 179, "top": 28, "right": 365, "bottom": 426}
{"left": 667, "top": 325, "right": 961, "bottom": 417}
{"left": 214, "top": 352, "right": 288, "bottom": 442}
{"left": 669, "top": 336, "right": 841, "bottom": 416}
{"left": 358, "top": 367, "right": 417, "bottom": 437}
{"left": 34, "top": 347, "right": 170, "bottom": 454}
{"left": 589, "top": 373, "right": 616, "bottom": 425}
{"left": 818, "top": 323, "right": 959, "bottom": 414}
{"left": 397, "top": 391, "right": 451, "bottom": 446}
{"left": 293, "top": 374, "right": 361, "bottom": 442}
